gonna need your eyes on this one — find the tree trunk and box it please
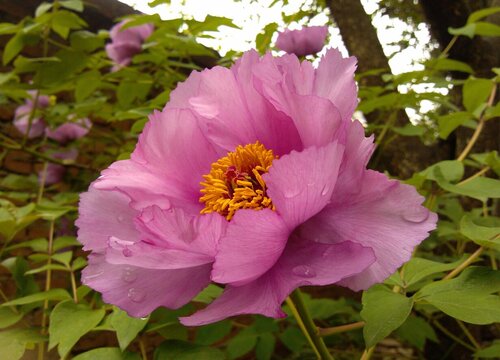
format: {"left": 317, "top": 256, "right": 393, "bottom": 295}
{"left": 327, "top": 0, "right": 451, "bottom": 178}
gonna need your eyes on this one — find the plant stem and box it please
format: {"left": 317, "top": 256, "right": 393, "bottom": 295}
{"left": 139, "top": 338, "right": 148, "bottom": 360}
{"left": 359, "top": 346, "right": 374, "bottom": 360}
{"left": 319, "top": 321, "right": 365, "bottom": 337}
{"left": 456, "top": 85, "right": 497, "bottom": 161}
{"left": 288, "top": 289, "right": 334, "bottom": 360}
{"left": 443, "top": 247, "right": 484, "bottom": 280}
{"left": 70, "top": 270, "right": 78, "bottom": 303}
{"left": 37, "top": 161, "right": 48, "bottom": 203}
{"left": 456, "top": 320, "right": 480, "bottom": 350}
{"left": 433, "top": 320, "right": 476, "bottom": 352}
{"left": 285, "top": 297, "right": 321, "bottom": 359}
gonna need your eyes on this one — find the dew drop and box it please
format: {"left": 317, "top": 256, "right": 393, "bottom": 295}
{"left": 84, "top": 270, "right": 103, "bottom": 280}
{"left": 122, "top": 267, "right": 137, "bottom": 283}
{"left": 122, "top": 247, "right": 133, "bottom": 257}
{"left": 117, "top": 215, "right": 125, "bottom": 223}
{"left": 322, "top": 247, "right": 335, "bottom": 258}
{"left": 320, "top": 184, "right": 330, "bottom": 196}
{"left": 127, "top": 288, "right": 146, "bottom": 303}
{"left": 402, "top": 207, "right": 429, "bottom": 223}
{"left": 292, "top": 265, "right": 316, "bottom": 278}
{"left": 283, "top": 187, "right": 302, "bottom": 199}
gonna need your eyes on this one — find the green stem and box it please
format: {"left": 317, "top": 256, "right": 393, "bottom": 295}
{"left": 288, "top": 289, "right": 334, "bottom": 360}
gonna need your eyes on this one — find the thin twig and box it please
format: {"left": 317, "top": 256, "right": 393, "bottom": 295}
{"left": 319, "top": 321, "right": 365, "bottom": 337}
{"left": 443, "top": 247, "right": 484, "bottom": 280}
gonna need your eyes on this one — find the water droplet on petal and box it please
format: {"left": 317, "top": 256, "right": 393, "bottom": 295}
{"left": 283, "top": 187, "right": 302, "bottom": 199}
{"left": 402, "top": 206, "right": 429, "bottom": 223}
{"left": 321, "top": 184, "right": 330, "bottom": 196}
{"left": 127, "top": 288, "right": 146, "bottom": 303}
{"left": 117, "top": 215, "right": 125, "bottom": 223}
{"left": 122, "top": 267, "right": 137, "bottom": 283}
{"left": 122, "top": 247, "right": 133, "bottom": 257}
{"left": 292, "top": 265, "right": 316, "bottom": 278}
{"left": 322, "top": 247, "right": 335, "bottom": 258}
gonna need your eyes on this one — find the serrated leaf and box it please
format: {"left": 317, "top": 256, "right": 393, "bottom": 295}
{"left": 361, "top": 285, "right": 414, "bottom": 347}
{"left": 415, "top": 267, "right": 500, "bottom": 324}
{"left": 49, "top": 300, "right": 105, "bottom": 358}
{"left": 110, "top": 308, "right": 149, "bottom": 351}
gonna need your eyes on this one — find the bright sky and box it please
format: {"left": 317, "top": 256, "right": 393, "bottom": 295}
{"left": 117, "top": 0, "right": 432, "bottom": 75}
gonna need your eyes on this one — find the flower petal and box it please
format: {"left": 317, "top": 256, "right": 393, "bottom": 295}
{"left": 76, "top": 186, "right": 138, "bottom": 252}
{"left": 314, "top": 48, "right": 358, "bottom": 121}
{"left": 181, "top": 240, "right": 374, "bottom": 326}
{"left": 264, "top": 142, "right": 344, "bottom": 229}
{"left": 82, "top": 254, "right": 211, "bottom": 317}
{"left": 300, "top": 170, "right": 437, "bottom": 290}
{"left": 211, "top": 209, "right": 289, "bottom": 286}
{"left": 134, "top": 206, "right": 225, "bottom": 258}
{"left": 105, "top": 237, "right": 213, "bottom": 269}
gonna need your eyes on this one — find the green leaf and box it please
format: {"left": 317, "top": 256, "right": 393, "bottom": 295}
{"left": 460, "top": 215, "right": 500, "bottom": 250}
{"left": 426, "top": 58, "right": 473, "bottom": 73}
{"left": 1, "top": 257, "right": 39, "bottom": 296}
{"left": 227, "top": 330, "right": 258, "bottom": 359}
{"left": 60, "top": 0, "right": 84, "bottom": 12}
{"left": 415, "top": 267, "right": 500, "bottom": 324}
{"left": 35, "top": 3, "right": 53, "bottom": 17}
{"left": 0, "top": 328, "right": 46, "bottom": 360}
{"left": 0, "top": 308, "right": 23, "bottom": 329}
{"left": 154, "top": 340, "right": 225, "bottom": 360}
{"left": 434, "top": 168, "right": 500, "bottom": 200}
{"left": 395, "top": 315, "right": 437, "bottom": 350}
{"left": 403, "top": 257, "right": 465, "bottom": 287}
{"left": 449, "top": 22, "right": 500, "bottom": 38}
{"left": 49, "top": 300, "right": 105, "bottom": 358}
{"left": 70, "top": 30, "right": 104, "bottom": 52}
{"left": 475, "top": 340, "right": 500, "bottom": 358}
{"left": 420, "top": 160, "right": 464, "bottom": 182}
{"left": 361, "top": 285, "right": 414, "bottom": 347}
{"left": 437, "top": 112, "right": 474, "bottom": 139}
{"left": 52, "top": 251, "right": 73, "bottom": 267}
{"left": 195, "top": 320, "right": 232, "bottom": 345}
{"left": 110, "top": 308, "right": 149, "bottom": 351}
{"left": 256, "top": 22, "right": 278, "bottom": 54}
{"left": 192, "top": 284, "right": 223, "bottom": 303}
{"left": 76, "top": 70, "right": 101, "bottom": 102}
{"left": 255, "top": 333, "right": 275, "bottom": 360}
{"left": 468, "top": 6, "right": 500, "bottom": 23}
{"left": 279, "top": 327, "right": 305, "bottom": 353}
{"left": 3, "top": 33, "right": 26, "bottom": 65}
{"left": 187, "top": 15, "right": 240, "bottom": 34}
{"left": 1, "top": 289, "right": 71, "bottom": 306}
{"left": 463, "top": 78, "right": 494, "bottom": 114}
{"left": 51, "top": 10, "right": 87, "bottom": 39}
{"left": 73, "top": 347, "right": 123, "bottom": 360}
{"left": 392, "top": 124, "right": 425, "bottom": 136}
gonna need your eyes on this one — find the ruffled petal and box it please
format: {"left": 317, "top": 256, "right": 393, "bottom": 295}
{"left": 76, "top": 187, "right": 139, "bottom": 252}
{"left": 181, "top": 240, "right": 374, "bottom": 326}
{"left": 134, "top": 206, "right": 225, "bottom": 257}
{"left": 314, "top": 48, "right": 358, "bottom": 121}
{"left": 300, "top": 170, "right": 437, "bottom": 290}
{"left": 105, "top": 237, "right": 213, "bottom": 269}
{"left": 253, "top": 54, "right": 343, "bottom": 147}
{"left": 82, "top": 254, "right": 211, "bottom": 317}
{"left": 211, "top": 209, "right": 289, "bottom": 286}
{"left": 264, "top": 142, "right": 344, "bottom": 229}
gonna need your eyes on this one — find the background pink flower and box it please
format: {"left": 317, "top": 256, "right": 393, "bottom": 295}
{"left": 77, "top": 48, "right": 436, "bottom": 325}
{"left": 13, "top": 91, "right": 50, "bottom": 138}
{"left": 276, "top": 26, "right": 329, "bottom": 56}
{"left": 46, "top": 117, "right": 92, "bottom": 144}
{"left": 105, "top": 20, "right": 154, "bottom": 71}
{"left": 38, "top": 149, "right": 79, "bottom": 185}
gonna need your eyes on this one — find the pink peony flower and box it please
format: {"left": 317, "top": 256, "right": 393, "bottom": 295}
{"left": 38, "top": 149, "right": 78, "bottom": 185}
{"left": 46, "top": 117, "right": 92, "bottom": 144}
{"left": 77, "top": 49, "right": 436, "bottom": 325}
{"left": 13, "top": 92, "right": 50, "bottom": 138}
{"left": 105, "top": 20, "right": 154, "bottom": 71}
{"left": 276, "top": 26, "right": 329, "bottom": 57}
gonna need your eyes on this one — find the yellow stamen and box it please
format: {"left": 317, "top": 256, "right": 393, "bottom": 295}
{"left": 200, "top": 141, "right": 277, "bottom": 220}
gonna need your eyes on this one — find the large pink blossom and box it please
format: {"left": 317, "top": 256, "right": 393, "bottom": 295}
{"left": 276, "top": 26, "right": 329, "bottom": 57}
{"left": 77, "top": 49, "right": 436, "bottom": 325}
{"left": 46, "top": 117, "right": 92, "bottom": 144}
{"left": 105, "top": 20, "right": 154, "bottom": 71}
{"left": 13, "top": 91, "right": 50, "bottom": 138}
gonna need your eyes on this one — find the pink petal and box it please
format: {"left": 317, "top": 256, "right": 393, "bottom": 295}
{"left": 264, "top": 142, "right": 344, "bottom": 229}
{"left": 276, "top": 26, "right": 328, "bottom": 57}
{"left": 181, "top": 240, "right": 374, "bottom": 326}
{"left": 82, "top": 254, "right": 211, "bottom": 317}
{"left": 105, "top": 237, "right": 214, "bottom": 269}
{"left": 301, "top": 170, "right": 437, "bottom": 290}
{"left": 76, "top": 186, "right": 139, "bottom": 252}
{"left": 314, "top": 48, "right": 358, "bottom": 121}
{"left": 211, "top": 209, "right": 289, "bottom": 286}
{"left": 46, "top": 118, "right": 91, "bottom": 143}
{"left": 134, "top": 206, "right": 225, "bottom": 258}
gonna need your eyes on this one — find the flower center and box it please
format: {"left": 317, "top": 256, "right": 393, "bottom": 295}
{"left": 200, "top": 141, "right": 277, "bottom": 220}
